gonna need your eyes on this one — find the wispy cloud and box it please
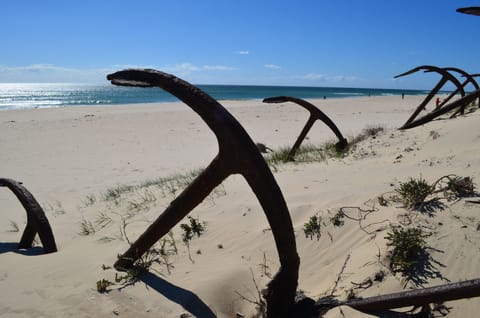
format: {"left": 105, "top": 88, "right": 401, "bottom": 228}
{"left": 0, "top": 62, "right": 240, "bottom": 83}
{"left": 165, "top": 62, "right": 237, "bottom": 75}
{"left": 0, "top": 64, "right": 112, "bottom": 83}
{"left": 164, "top": 62, "right": 200, "bottom": 75}
{"left": 264, "top": 64, "right": 281, "bottom": 70}
{"left": 296, "top": 73, "right": 327, "bottom": 81}
{"left": 330, "top": 75, "right": 359, "bottom": 82}
{"left": 203, "top": 65, "right": 237, "bottom": 71}
{"left": 294, "top": 73, "right": 359, "bottom": 83}
{"left": 112, "top": 64, "right": 157, "bottom": 69}
{"left": 235, "top": 50, "right": 250, "bottom": 55}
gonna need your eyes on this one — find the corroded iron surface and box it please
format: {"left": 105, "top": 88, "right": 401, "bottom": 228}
{"left": 345, "top": 278, "right": 480, "bottom": 312}
{"left": 107, "top": 69, "right": 300, "bottom": 318}
{"left": 395, "top": 65, "right": 464, "bottom": 128}
{"left": 263, "top": 96, "right": 347, "bottom": 161}
{"left": 442, "top": 67, "right": 480, "bottom": 116}
{"left": 0, "top": 178, "right": 57, "bottom": 253}
{"left": 457, "top": 7, "right": 480, "bottom": 16}
{"left": 400, "top": 88, "right": 480, "bottom": 129}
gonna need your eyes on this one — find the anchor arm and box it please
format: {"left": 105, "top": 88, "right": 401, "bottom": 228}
{"left": 0, "top": 178, "right": 57, "bottom": 253}
{"left": 108, "top": 69, "right": 300, "bottom": 317}
{"left": 263, "top": 96, "right": 347, "bottom": 160}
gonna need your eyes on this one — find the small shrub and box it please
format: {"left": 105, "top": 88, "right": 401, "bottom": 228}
{"left": 115, "top": 247, "right": 161, "bottom": 284}
{"left": 96, "top": 279, "right": 113, "bottom": 293}
{"left": 265, "top": 144, "right": 328, "bottom": 166}
{"left": 83, "top": 194, "right": 96, "bottom": 207}
{"left": 385, "top": 227, "right": 430, "bottom": 274}
{"left": 132, "top": 248, "right": 161, "bottom": 276}
{"left": 266, "top": 146, "right": 292, "bottom": 165}
{"left": 373, "top": 270, "right": 385, "bottom": 282}
{"left": 330, "top": 210, "right": 345, "bottom": 227}
{"left": 180, "top": 216, "right": 206, "bottom": 244}
{"left": 395, "top": 177, "right": 433, "bottom": 210}
{"left": 444, "top": 176, "right": 475, "bottom": 199}
{"left": 79, "top": 218, "right": 95, "bottom": 236}
{"left": 303, "top": 214, "right": 322, "bottom": 240}
{"left": 429, "top": 130, "right": 440, "bottom": 140}
{"left": 377, "top": 195, "right": 388, "bottom": 207}
{"left": 324, "top": 141, "right": 350, "bottom": 158}
{"left": 346, "top": 289, "right": 357, "bottom": 300}
{"left": 94, "top": 212, "right": 113, "bottom": 230}
{"left": 362, "top": 125, "right": 385, "bottom": 138}
{"left": 354, "top": 125, "right": 385, "bottom": 143}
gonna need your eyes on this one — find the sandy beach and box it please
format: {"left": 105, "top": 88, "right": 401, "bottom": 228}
{"left": 1, "top": 95, "right": 479, "bottom": 317}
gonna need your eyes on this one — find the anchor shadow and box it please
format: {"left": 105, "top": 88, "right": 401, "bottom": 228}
{"left": 140, "top": 272, "right": 216, "bottom": 318}
{"left": 0, "top": 242, "right": 44, "bottom": 256}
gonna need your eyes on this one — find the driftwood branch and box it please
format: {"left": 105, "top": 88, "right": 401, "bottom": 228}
{"left": 107, "top": 69, "right": 299, "bottom": 318}
{"left": 0, "top": 178, "right": 57, "bottom": 253}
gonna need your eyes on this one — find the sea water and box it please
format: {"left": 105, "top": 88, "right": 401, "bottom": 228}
{"left": 0, "top": 83, "right": 426, "bottom": 111}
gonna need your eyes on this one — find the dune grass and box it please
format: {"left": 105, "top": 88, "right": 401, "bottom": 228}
{"left": 265, "top": 124, "right": 386, "bottom": 169}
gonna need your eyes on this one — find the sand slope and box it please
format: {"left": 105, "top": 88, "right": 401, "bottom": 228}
{"left": 1, "top": 96, "right": 479, "bottom": 317}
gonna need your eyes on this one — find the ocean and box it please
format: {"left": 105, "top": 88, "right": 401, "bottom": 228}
{"left": 0, "top": 83, "right": 426, "bottom": 111}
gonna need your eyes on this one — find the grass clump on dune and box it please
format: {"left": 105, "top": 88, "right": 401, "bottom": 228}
{"left": 98, "top": 168, "right": 225, "bottom": 207}
{"left": 264, "top": 124, "right": 386, "bottom": 168}
{"left": 303, "top": 214, "right": 322, "bottom": 240}
{"left": 385, "top": 226, "right": 430, "bottom": 275}
{"left": 265, "top": 144, "right": 327, "bottom": 167}
{"left": 395, "top": 177, "right": 433, "bottom": 210}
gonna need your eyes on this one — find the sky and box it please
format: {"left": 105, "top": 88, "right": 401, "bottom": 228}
{"left": 1, "top": 0, "right": 479, "bottom": 89}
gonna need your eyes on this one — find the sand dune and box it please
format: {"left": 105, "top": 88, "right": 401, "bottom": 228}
{"left": 1, "top": 95, "right": 479, "bottom": 317}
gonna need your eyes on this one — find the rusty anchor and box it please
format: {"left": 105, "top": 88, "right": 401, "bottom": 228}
{"left": 400, "top": 88, "right": 480, "bottom": 130}
{"left": 344, "top": 278, "right": 480, "bottom": 313}
{"left": 107, "top": 69, "right": 300, "bottom": 317}
{"left": 457, "top": 6, "right": 480, "bottom": 16}
{"left": 443, "top": 68, "right": 480, "bottom": 117}
{"left": 0, "top": 178, "right": 57, "bottom": 253}
{"left": 395, "top": 65, "right": 465, "bottom": 129}
{"left": 262, "top": 96, "right": 348, "bottom": 161}
{"left": 438, "top": 67, "right": 479, "bottom": 108}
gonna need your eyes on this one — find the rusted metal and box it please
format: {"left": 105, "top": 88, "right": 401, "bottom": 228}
{"left": 107, "top": 69, "right": 300, "bottom": 318}
{"left": 344, "top": 278, "right": 480, "bottom": 312}
{"left": 395, "top": 65, "right": 464, "bottom": 129}
{"left": 0, "top": 178, "right": 57, "bottom": 253}
{"left": 426, "top": 67, "right": 478, "bottom": 109}
{"left": 445, "top": 68, "right": 480, "bottom": 117}
{"left": 423, "top": 67, "right": 479, "bottom": 118}
{"left": 457, "top": 7, "right": 480, "bottom": 16}
{"left": 263, "top": 96, "right": 348, "bottom": 161}
{"left": 400, "top": 88, "right": 480, "bottom": 130}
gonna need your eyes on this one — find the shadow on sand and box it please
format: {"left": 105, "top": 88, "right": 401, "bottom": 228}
{"left": 140, "top": 272, "right": 216, "bottom": 318}
{"left": 0, "top": 242, "right": 44, "bottom": 256}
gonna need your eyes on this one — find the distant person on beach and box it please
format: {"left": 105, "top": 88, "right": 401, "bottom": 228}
{"left": 402, "top": 93, "right": 404, "bottom": 99}
{"left": 435, "top": 97, "right": 441, "bottom": 109}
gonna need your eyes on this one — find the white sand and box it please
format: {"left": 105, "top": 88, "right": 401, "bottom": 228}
{"left": 1, "top": 95, "right": 479, "bottom": 317}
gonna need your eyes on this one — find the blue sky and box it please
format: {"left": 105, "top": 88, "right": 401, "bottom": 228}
{"left": 1, "top": 1, "right": 479, "bottom": 89}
